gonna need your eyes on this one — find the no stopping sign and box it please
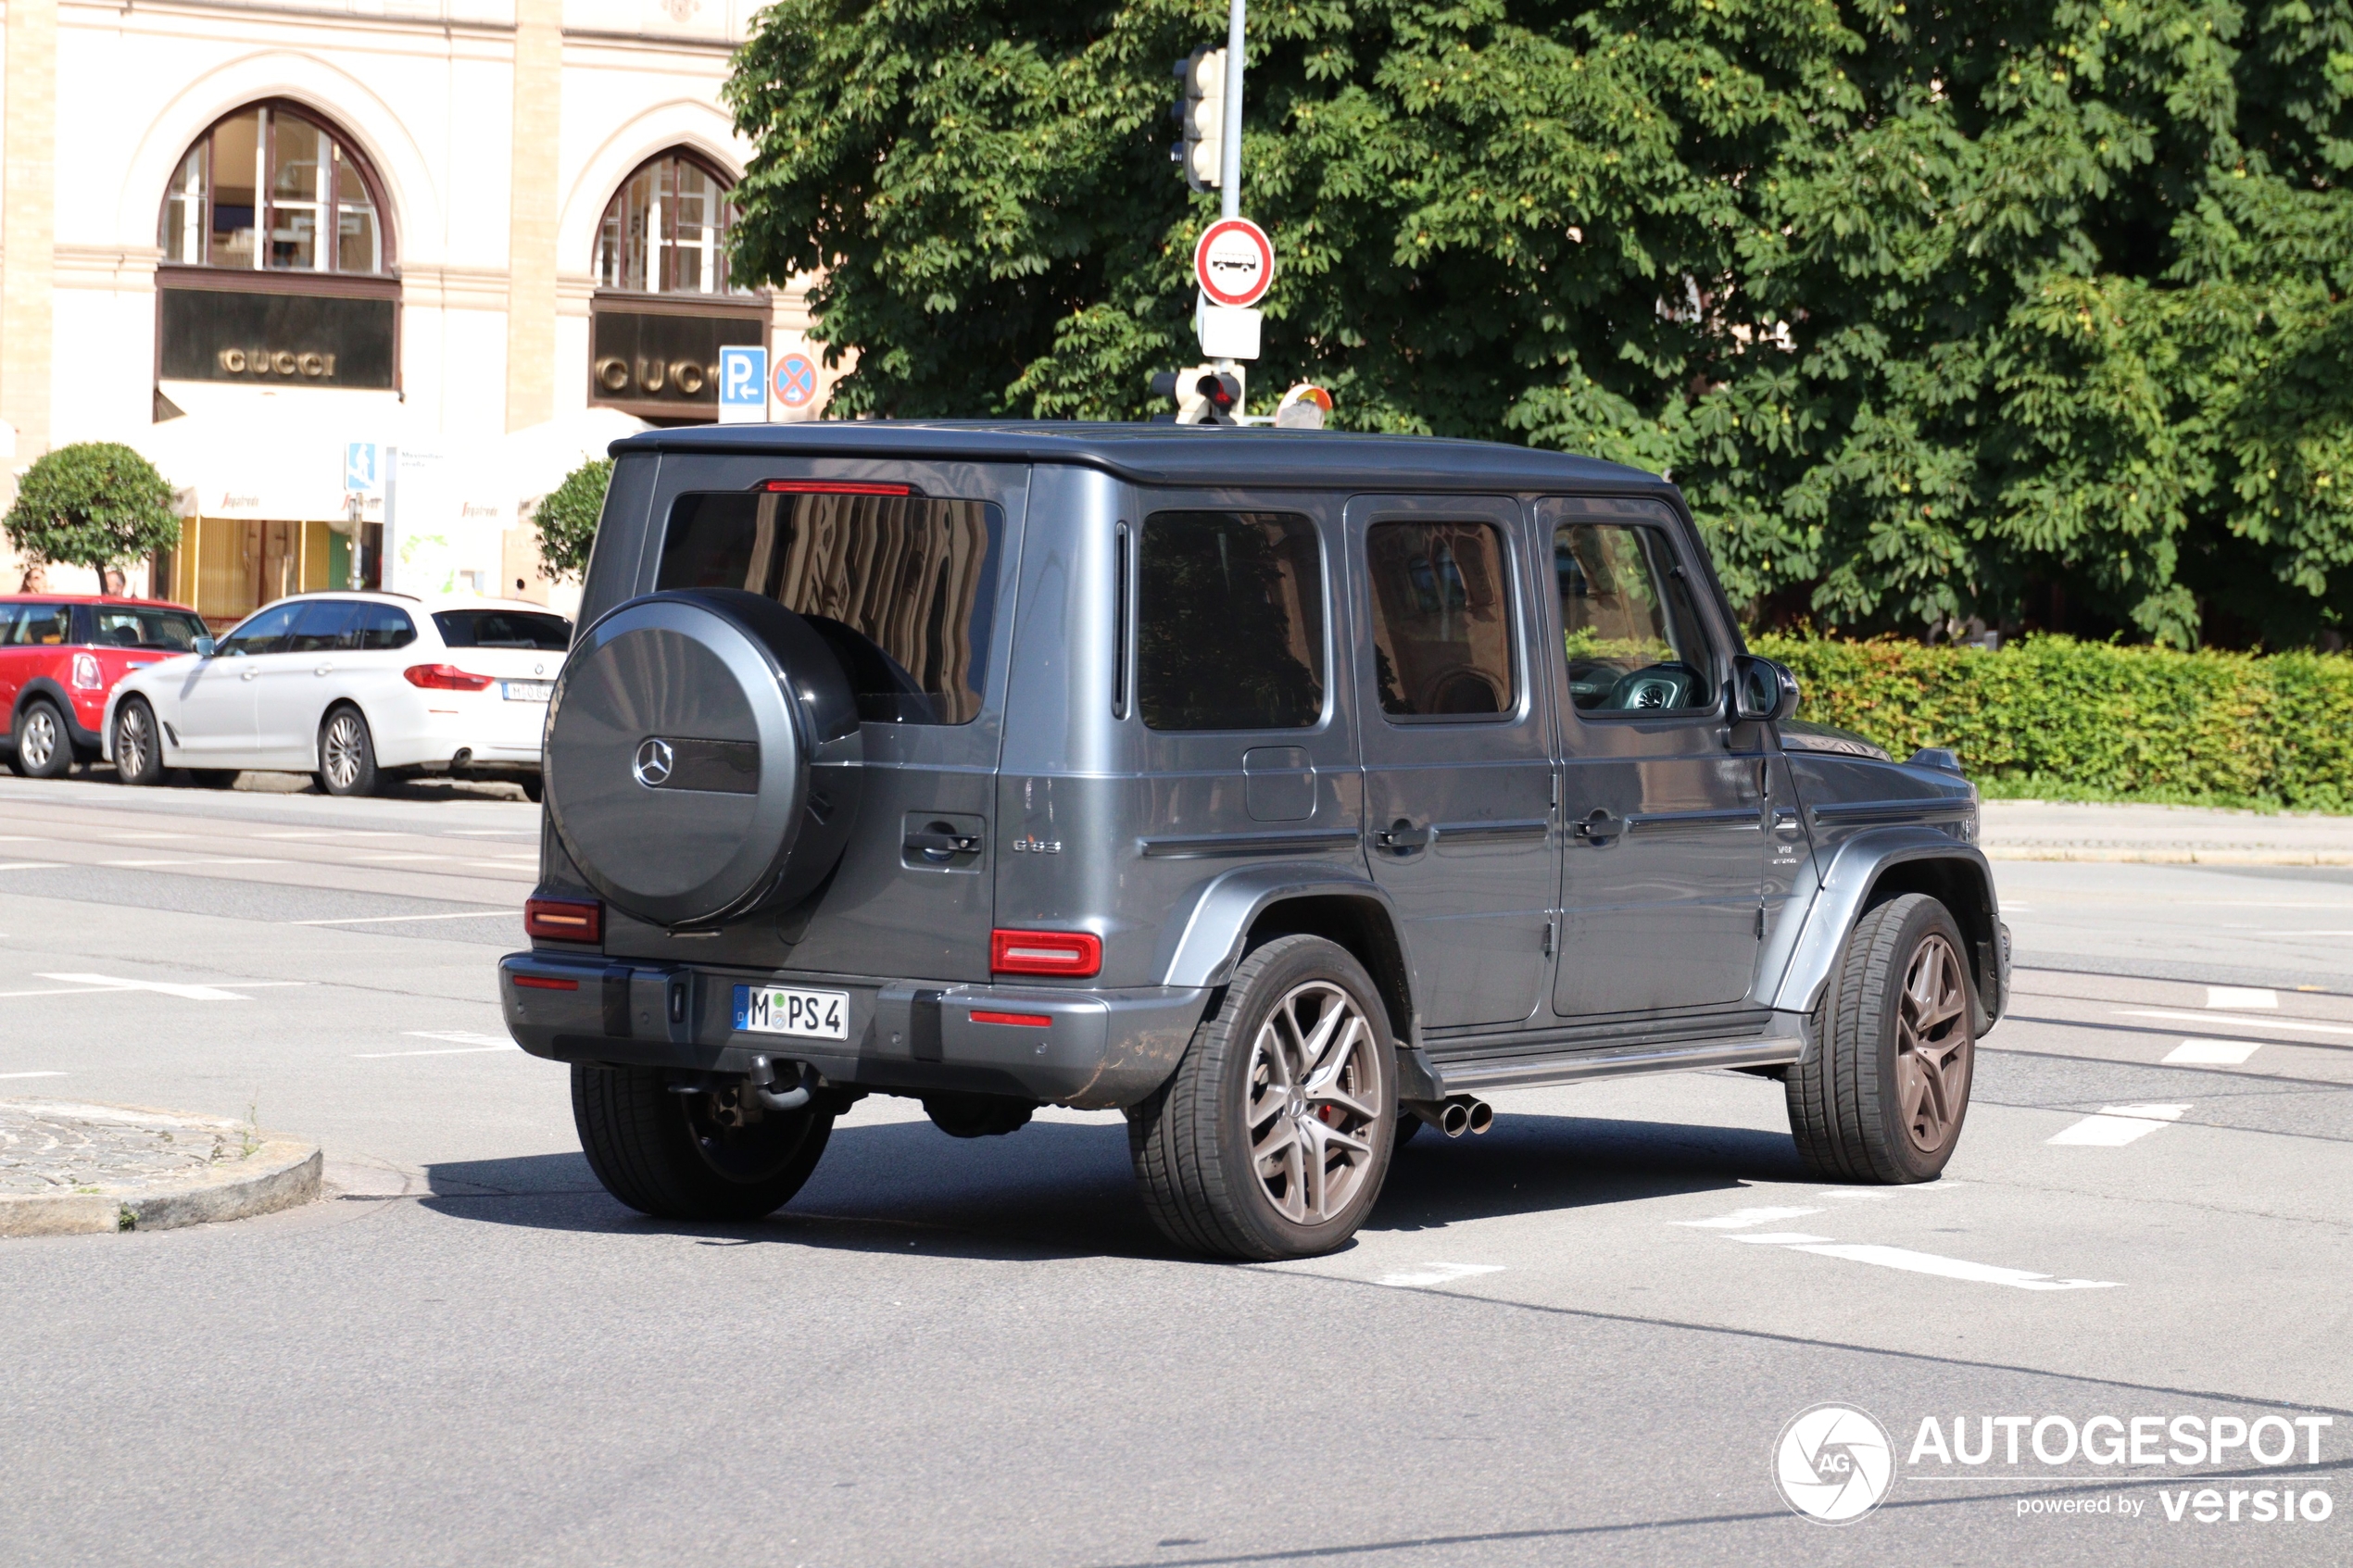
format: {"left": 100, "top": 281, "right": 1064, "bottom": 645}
{"left": 1194, "top": 218, "right": 1275, "bottom": 308}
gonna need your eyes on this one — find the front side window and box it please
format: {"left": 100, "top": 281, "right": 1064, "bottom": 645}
{"left": 92, "top": 608, "right": 211, "bottom": 650}
{"left": 158, "top": 104, "right": 386, "bottom": 275}
{"left": 1139, "top": 510, "right": 1325, "bottom": 732}
{"left": 658, "top": 490, "right": 1000, "bottom": 724}
{"left": 1554, "top": 524, "right": 1716, "bottom": 713}
{"left": 1365, "top": 521, "right": 1516, "bottom": 719}
{"left": 218, "top": 602, "right": 302, "bottom": 657}
{"left": 434, "top": 609, "right": 572, "bottom": 650}
{"left": 596, "top": 154, "right": 745, "bottom": 296}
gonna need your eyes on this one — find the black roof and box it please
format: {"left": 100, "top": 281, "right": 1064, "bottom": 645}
{"left": 610, "top": 420, "right": 1670, "bottom": 495}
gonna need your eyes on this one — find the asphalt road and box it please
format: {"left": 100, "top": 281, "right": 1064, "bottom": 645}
{"left": 1, "top": 775, "right": 2347, "bottom": 1567}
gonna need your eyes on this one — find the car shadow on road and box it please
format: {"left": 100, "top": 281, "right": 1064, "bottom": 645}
{"left": 417, "top": 1110, "right": 1804, "bottom": 1262}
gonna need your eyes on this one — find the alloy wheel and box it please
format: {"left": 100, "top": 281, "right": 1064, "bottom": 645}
{"left": 1895, "top": 933, "right": 1972, "bottom": 1152}
{"left": 322, "top": 713, "right": 365, "bottom": 790}
{"left": 1246, "top": 979, "right": 1380, "bottom": 1224}
{"left": 19, "top": 708, "right": 57, "bottom": 771}
{"left": 118, "top": 706, "right": 151, "bottom": 779}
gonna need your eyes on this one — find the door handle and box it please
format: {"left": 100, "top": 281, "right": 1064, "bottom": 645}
{"left": 1376, "top": 819, "right": 1431, "bottom": 852}
{"left": 903, "top": 829, "right": 980, "bottom": 860}
{"left": 314, "top": 664, "right": 333, "bottom": 675}
{"left": 239, "top": 669, "right": 258, "bottom": 682}
{"left": 1571, "top": 809, "right": 1624, "bottom": 843}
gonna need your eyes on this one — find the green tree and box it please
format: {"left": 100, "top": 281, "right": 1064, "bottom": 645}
{"left": 726, "top": 0, "right": 2353, "bottom": 647}
{"left": 533, "top": 458, "right": 612, "bottom": 582}
{"left": 2, "top": 443, "right": 180, "bottom": 572}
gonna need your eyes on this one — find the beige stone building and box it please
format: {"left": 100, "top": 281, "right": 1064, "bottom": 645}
{"left": 0, "top": 0, "right": 836, "bottom": 621}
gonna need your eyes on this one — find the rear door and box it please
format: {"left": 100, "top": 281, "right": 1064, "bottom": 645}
{"left": 1541, "top": 498, "right": 1768, "bottom": 1018}
{"left": 1347, "top": 495, "right": 1554, "bottom": 1030}
{"left": 253, "top": 599, "right": 359, "bottom": 762}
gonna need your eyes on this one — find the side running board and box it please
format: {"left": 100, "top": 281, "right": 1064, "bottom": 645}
{"left": 1433, "top": 1014, "right": 1809, "bottom": 1096}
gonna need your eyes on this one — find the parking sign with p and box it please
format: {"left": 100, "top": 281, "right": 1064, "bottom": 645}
{"left": 718, "top": 345, "right": 768, "bottom": 424}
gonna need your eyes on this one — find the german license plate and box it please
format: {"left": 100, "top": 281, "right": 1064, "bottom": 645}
{"left": 733, "top": 984, "right": 849, "bottom": 1040}
{"left": 502, "top": 681, "right": 553, "bottom": 702}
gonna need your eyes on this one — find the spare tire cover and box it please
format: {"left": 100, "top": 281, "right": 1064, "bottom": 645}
{"left": 544, "top": 588, "right": 861, "bottom": 928}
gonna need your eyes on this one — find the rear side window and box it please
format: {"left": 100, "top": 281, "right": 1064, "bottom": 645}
{"left": 434, "top": 609, "right": 571, "bottom": 650}
{"left": 657, "top": 490, "right": 1000, "bottom": 725}
{"left": 1139, "top": 510, "right": 1325, "bottom": 731}
{"left": 91, "top": 608, "right": 210, "bottom": 650}
{"left": 286, "top": 601, "right": 359, "bottom": 654}
{"left": 6, "top": 603, "right": 72, "bottom": 646}
{"left": 350, "top": 604, "right": 418, "bottom": 651}
{"left": 1364, "top": 521, "right": 1516, "bottom": 719}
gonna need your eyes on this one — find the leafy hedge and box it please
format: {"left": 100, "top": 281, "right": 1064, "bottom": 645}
{"left": 1750, "top": 635, "right": 2353, "bottom": 813}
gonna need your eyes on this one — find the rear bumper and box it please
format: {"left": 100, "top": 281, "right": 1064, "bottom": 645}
{"left": 497, "top": 951, "right": 1207, "bottom": 1110}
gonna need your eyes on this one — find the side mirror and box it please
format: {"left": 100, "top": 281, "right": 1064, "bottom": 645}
{"left": 1731, "top": 654, "right": 1799, "bottom": 724}
{"left": 194, "top": 636, "right": 217, "bottom": 657}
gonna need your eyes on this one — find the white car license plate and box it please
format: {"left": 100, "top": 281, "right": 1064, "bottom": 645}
{"left": 733, "top": 985, "right": 849, "bottom": 1040}
{"left": 502, "top": 680, "right": 553, "bottom": 702}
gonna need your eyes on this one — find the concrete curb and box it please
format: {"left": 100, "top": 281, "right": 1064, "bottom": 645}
{"left": 1986, "top": 847, "right": 2353, "bottom": 866}
{"left": 0, "top": 1102, "right": 322, "bottom": 1237}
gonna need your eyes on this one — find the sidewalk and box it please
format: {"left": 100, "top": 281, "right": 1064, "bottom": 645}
{"left": 1981, "top": 799, "right": 2353, "bottom": 865}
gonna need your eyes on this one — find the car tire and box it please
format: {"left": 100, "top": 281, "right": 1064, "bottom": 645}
{"left": 317, "top": 706, "right": 379, "bottom": 797}
{"left": 572, "top": 1062, "right": 834, "bottom": 1221}
{"left": 1785, "top": 892, "right": 1978, "bottom": 1184}
{"left": 15, "top": 698, "right": 73, "bottom": 780}
{"left": 1126, "top": 935, "right": 1397, "bottom": 1261}
{"left": 113, "top": 698, "right": 167, "bottom": 786}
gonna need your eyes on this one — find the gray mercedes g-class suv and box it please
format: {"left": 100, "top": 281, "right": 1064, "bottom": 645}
{"left": 499, "top": 422, "right": 2007, "bottom": 1261}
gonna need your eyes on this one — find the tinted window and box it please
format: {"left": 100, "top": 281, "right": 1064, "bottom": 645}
{"left": 1365, "top": 521, "right": 1516, "bottom": 718}
{"left": 658, "top": 490, "right": 1000, "bottom": 724}
{"left": 0, "top": 606, "right": 22, "bottom": 644}
{"left": 6, "top": 603, "right": 73, "bottom": 646}
{"left": 90, "top": 608, "right": 212, "bottom": 651}
{"left": 216, "top": 602, "right": 300, "bottom": 657}
{"left": 350, "top": 604, "right": 417, "bottom": 650}
{"left": 285, "top": 600, "right": 359, "bottom": 654}
{"left": 432, "top": 609, "right": 571, "bottom": 650}
{"left": 1139, "top": 510, "right": 1325, "bottom": 732}
{"left": 1554, "top": 524, "right": 1715, "bottom": 713}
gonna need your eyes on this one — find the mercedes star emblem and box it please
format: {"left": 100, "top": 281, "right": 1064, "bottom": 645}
{"left": 633, "top": 737, "right": 673, "bottom": 788}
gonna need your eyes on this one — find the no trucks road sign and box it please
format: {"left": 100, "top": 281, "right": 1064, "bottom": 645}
{"left": 1194, "top": 217, "right": 1275, "bottom": 308}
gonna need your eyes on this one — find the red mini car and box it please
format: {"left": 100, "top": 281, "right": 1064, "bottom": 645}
{"left": 0, "top": 596, "right": 214, "bottom": 779}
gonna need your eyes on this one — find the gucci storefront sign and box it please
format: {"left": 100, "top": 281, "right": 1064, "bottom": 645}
{"left": 591, "top": 307, "right": 764, "bottom": 414}
{"left": 159, "top": 287, "right": 397, "bottom": 388}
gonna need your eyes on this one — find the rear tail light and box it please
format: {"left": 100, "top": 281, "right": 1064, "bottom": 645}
{"left": 971, "top": 1010, "right": 1053, "bottom": 1028}
{"left": 989, "top": 929, "right": 1101, "bottom": 978}
{"left": 524, "top": 897, "right": 602, "bottom": 943}
{"left": 71, "top": 653, "right": 102, "bottom": 690}
{"left": 403, "top": 663, "right": 496, "bottom": 691}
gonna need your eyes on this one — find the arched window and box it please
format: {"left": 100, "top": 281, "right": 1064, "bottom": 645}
{"left": 158, "top": 102, "right": 392, "bottom": 275}
{"left": 595, "top": 151, "right": 746, "bottom": 295}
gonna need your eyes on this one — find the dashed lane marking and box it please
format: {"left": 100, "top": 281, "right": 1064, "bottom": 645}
{"left": 1766, "top": 1240, "right": 2118, "bottom": 1291}
{"left": 251, "top": 830, "right": 402, "bottom": 840}
{"left": 1376, "top": 1262, "right": 1506, "bottom": 1288}
{"left": 0, "top": 862, "right": 64, "bottom": 872}
{"left": 1672, "top": 1206, "right": 1825, "bottom": 1229}
{"left": 353, "top": 1030, "right": 517, "bottom": 1060}
{"left": 0, "top": 1070, "right": 68, "bottom": 1080}
{"left": 101, "top": 858, "right": 285, "bottom": 868}
{"left": 31, "top": 972, "right": 301, "bottom": 1002}
{"left": 2208, "top": 986, "right": 2278, "bottom": 1010}
{"left": 2048, "top": 1104, "right": 2191, "bottom": 1146}
{"left": 2163, "top": 1038, "right": 2264, "bottom": 1066}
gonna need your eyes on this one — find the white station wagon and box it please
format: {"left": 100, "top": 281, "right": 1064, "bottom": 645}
{"left": 100, "top": 592, "right": 571, "bottom": 797}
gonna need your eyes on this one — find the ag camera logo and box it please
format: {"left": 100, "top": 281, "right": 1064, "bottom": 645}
{"left": 1775, "top": 1404, "right": 1895, "bottom": 1524}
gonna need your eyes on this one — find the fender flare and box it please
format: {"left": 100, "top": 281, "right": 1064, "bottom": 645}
{"left": 1157, "top": 863, "right": 1411, "bottom": 988}
{"left": 1771, "top": 828, "right": 2006, "bottom": 1023}
{"left": 14, "top": 677, "right": 99, "bottom": 749}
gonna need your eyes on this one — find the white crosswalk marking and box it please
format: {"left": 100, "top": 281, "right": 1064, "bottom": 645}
{"left": 1673, "top": 1206, "right": 1824, "bottom": 1229}
{"left": 1375, "top": 1262, "right": 1505, "bottom": 1288}
{"left": 2206, "top": 985, "right": 2277, "bottom": 1010}
{"left": 2163, "top": 1038, "right": 2262, "bottom": 1065}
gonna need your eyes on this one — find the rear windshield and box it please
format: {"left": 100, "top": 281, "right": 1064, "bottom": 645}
{"left": 656, "top": 489, "right": 1001, "bottom": 724}
{"left": 89, "top": 607, "right": 212, "bottom": 651}
{"left": 433, "top": 609, "right": 572, "bottom": 650}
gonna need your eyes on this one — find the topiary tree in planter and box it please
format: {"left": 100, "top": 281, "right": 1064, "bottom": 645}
{"left": 2, "top": 442, "right": 181, "bottom": 582}
{"left": 533, "top": 458, "right": 611, "bottom": 583}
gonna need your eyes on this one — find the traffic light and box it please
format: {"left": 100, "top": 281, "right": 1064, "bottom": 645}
{"left": 1171, "top": 48, "right": 1225, "bottom": 192}
{"left": 1150, "top": 365, "right": 1242, "bottom": 424}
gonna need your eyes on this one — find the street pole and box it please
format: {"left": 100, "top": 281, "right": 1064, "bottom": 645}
{"left": 1219, "top": 0, "right": 1244, "bottom": 221}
